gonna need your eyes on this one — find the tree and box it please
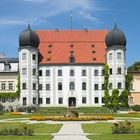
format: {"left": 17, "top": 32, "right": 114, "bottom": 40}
{"left": 128, "top": 61, "right": 140, "bottom": 72}
{"left": 103, "top": 64, "right": 111, "bottom": 107}
{"left": 111, "top": 89, "right": 120, "bottom": 113}
{"left": 120, "top": 89, "right": 129, "bottom": 107}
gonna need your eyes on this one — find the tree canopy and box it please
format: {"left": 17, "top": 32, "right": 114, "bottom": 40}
{"left": 128, "top": 61, "right": 140, "bottom": 72}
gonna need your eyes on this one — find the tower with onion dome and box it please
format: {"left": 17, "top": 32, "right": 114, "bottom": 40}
{"left": 105, "top": 22, "right": 126, "bottom": 92}
{"left": 19, "top": 24, "right": 40, "bottom": 106}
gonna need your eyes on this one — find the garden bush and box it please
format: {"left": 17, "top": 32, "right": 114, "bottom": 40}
{"left": 0, "top": 124, "right": 34, "bottom": 136}
{"left": 112, "top": 121, "right": 135, "bottom": 134}
{"left": 131, "top": 105, "right": 140, "bottom": 111}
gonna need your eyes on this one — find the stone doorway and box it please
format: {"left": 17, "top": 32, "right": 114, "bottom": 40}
{"left": 68, "top": 97, "right": 76, "bottom": 107}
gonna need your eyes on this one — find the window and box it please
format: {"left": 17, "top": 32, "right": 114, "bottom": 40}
{"left": 46, "top": 98, "right": 50, "bottom": 104}
{"left": 39, "top": 70, "right": 42, "bottom": 76}
{"left": 109, "top": 53, "right": 112, "bottom": 60}
{"left": 94, "top": 70, "right": 98, "bottom": 76}
{"left": 70, "top": 44, "right": 74, "bottom": 47}
{"left": 94, "top": 84, "right": 98, "bottom": 90}
{"left": 109, "top": 83, "right": 112, "bottom": 89}
{"left": 48, "top": 51, "right": 52, "bottom": 54}
{"left": 82, "top": 82, "right": 86, "bottom": 90}
{"left": 82, "top": 97, "right": 86, "bottom": 104}
{"left": 117, "top": 68, "right": 121, "bottom": 74}
{"left": 33, "top": 83, "right": 36, "bottom": 90}
{"left": 93, "top": 58, "right": 96, "bottom": 61}
{"left": 69, "top": 55, "right": 75, "bottom": 64}
{"left": 70, "top": 82, "right": 75, "bottom": 90}
{"left": 70, "top": 50, "right": 74, "bottom": 54}
{"left": 33, "top": 69, "right": 36, "bottom": 75}
{"left": 39, "top": 98, "right": 43, "bottom": 104}
{"left": 95, "top": 97, "right": 99, "bottom": 104}
{"left": 22, "top": 53, "right": 26, "bottom": 60}
{"left": 9, "top": 98, "right": 15, "bottom": 103}
{"left": 101, "top": 70, "right": 104, "bottom": 76}
{"left": 22, "top": 83, "right": 26, "bottom": 89}
{"left": 23, "top": 97, "right": 26, "bottom": 106}
{"left": 4, "top": 64, "right": 11, "bottom": 71}
{"left": 2, "top": 98, "right": 6, "bottom": 103}
{"left": 39, "top": 84, "right": 42, "bottom": 90}
{"left": 9, "top": 83, "right": 13, "bottom": 90}
{"left": 46, "top": 84, "right": 50, "bottom": 90}
{"left": 130, "top": 97, "right": 134, "bottom": 104}
{"left": 22, "top": 68, "right": 26, "bottom": 75}
{"left": 102, "top": 97, "right": 104, "bottom": 103}
{"left": 32, "top": 54, "right": 36, "bottom": 60}
{"left": 70, "top": 70, "right": 74, "bottom": 76}
{"left": 92, "top": 51, "right": 96, "bottom": 54}
{"left": 58, "top": 98, "right": 63, "bottom": 104}
{"left": 102, "top": 84, "right": 104, "bottom": 90}
{"left": 48, "top": 44, "right": 52, "bottom": 48}
{"left": 109, "top": 68, "right": 112, "bottom": 75}
{"left": 58, "top": 70, "right": 62, "bottom": 76}
{"left": 46, "top": 70, "right": 50, "bottom": 76}
{"left": 117, "top": 52, "right": 122, "bottom": 59}
{"left": 91, "top": 44, "right": 95, "bottom": 47}
{"left": 82, "top": 70, "right": 86, "bottom": 76}
{"left": 58, "top": 82, "right": 62, "bottom": 90}
{"left": 118, "top": 83, "right": 122, "bottom": 89}
{"left": 1, "top": 83, "right": 6, "bottom": 90}
{"left": 33, "top": 98, "right": 36, "bottom": 104}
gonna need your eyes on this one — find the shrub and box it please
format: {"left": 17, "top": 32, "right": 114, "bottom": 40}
{"left": 0, "top": 125, "right": 34, "bottom": 136}
{"left": 10, "top": 112, "right": 22, "bottom": 115}
{"left": 131, "top": 105, "right": 140, "bottom": 111}
{"left": 112, "top": 121, "right": 135, "bottom": 134}
{"left": 0, "top": 104, "right": 4, "bottom": 112}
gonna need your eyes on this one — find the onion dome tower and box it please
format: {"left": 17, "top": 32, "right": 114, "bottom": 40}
{"left": 105, "top": 22, "right": 126, "bottom": 91}
{"left": 19, "top": 24, "right": 40, "bottom": 107}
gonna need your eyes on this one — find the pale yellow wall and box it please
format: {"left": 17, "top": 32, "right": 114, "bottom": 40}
{"left": 129, "top": 93, "right": 140, "bottom": 105}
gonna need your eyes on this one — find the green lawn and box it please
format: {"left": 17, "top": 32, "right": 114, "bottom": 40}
{"left": 82, "top": 122, "right": 140, "bottom": 140}
{"left": 0, "top": 122, "right": 62, "bottom": 140}
{"left": 0, "top": 135, "right": 53, "bottom": 140}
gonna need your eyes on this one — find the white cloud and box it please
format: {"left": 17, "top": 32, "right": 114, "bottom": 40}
{"left": 0, "top": 19, "right": 26, "bottom": 25}
{"left": 21, "top": 0, "right": 100, "bottom": 21}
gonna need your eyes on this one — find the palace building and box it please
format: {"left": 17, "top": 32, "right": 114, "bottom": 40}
{"left": 0, "top": 23, "right": 127, "bottom": 109}
{"left": 18, "top": 23, "right": 126, "bottom": 108}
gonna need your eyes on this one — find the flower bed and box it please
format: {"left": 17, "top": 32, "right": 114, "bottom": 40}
{"left": 10, "top": 112, "right": 22, "bottom": 115}
{"left": 30, "top": 115, "right": 114, "bottom": 121}
{"left": 128, "top": 111, "right": 139, "bottom": 114}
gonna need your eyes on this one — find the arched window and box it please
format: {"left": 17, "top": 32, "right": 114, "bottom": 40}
{"left": 117, "top": 52, "right": 122, "bottom": 59}
{"left": 70, "top": 82, "right": 75, "bottom": 90}
{"left": 58, "top": 82, "right": 62, "bottom": 90}
{"left": 82, "top": 82, "right": 86, "bottom": 90}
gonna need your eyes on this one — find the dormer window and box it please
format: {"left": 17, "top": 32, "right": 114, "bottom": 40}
{"left": 4, "top": 61, "right": 11, "bottom": 71}
{"left": 69, "top": 55, "right": 75, "bottom": 64}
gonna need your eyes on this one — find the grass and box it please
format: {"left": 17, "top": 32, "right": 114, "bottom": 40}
{"left": 0, "top": 122, "right": 62, "bottom": 133}
{"left": 82, "top": 122, "right": 140, "bottom": 140}
{"left": 0, "top": 135, "right": 53, "bottom": 140}
{"left": 0, "top": 122, "right": 62, "bottom": 140}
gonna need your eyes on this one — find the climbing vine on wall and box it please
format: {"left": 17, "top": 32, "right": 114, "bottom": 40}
{"left": 103, "top": 64, "right": 111, "bottom": 107}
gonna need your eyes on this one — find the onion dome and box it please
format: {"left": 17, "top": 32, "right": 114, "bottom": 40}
{"left": 19, "top": 24, "right": 40, "bottom": 48}
{"left": 105, "top": 23, "right": 126, "bottom": 47}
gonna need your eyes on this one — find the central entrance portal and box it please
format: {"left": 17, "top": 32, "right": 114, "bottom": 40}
{"left": 68, "top": 97, "right": 76, "bottom": 107}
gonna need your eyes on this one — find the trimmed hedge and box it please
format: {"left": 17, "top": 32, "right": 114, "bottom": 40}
{"left": 131, "top": 105, "right": 140, "bottom": 111}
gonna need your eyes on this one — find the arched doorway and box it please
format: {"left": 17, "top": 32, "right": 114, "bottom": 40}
{"left": 68, "top": 97, "right": 76, "bottom": 107}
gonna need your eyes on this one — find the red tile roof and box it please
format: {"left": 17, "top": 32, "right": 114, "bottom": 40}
{"left": 36, "top": 30, "right": 108, "bottom": 64}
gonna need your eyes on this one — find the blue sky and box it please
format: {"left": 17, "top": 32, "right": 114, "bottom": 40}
{"left": 0, "top": 0, "right": 139, "bottom": 67}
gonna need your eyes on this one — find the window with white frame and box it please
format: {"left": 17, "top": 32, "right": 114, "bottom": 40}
{"left": 9, "top": 82, "right": 13, "bottom": 90}
{"left": 22, "top": 53, "right": 26, "bottom": 60}
{"left": 70, "top": 82, "right": 75, "bottom": 90}
{"left": 117, "top": 52, "right": 122, "bottom": 59}
{"left": 109, "top": 53, "right": 112, "bottom": 60}
{"left": 22, "top": 68, "right": 26, "bottom": 75}
{"left": 1, "top": 82, "right": 6, "bottom": 90}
